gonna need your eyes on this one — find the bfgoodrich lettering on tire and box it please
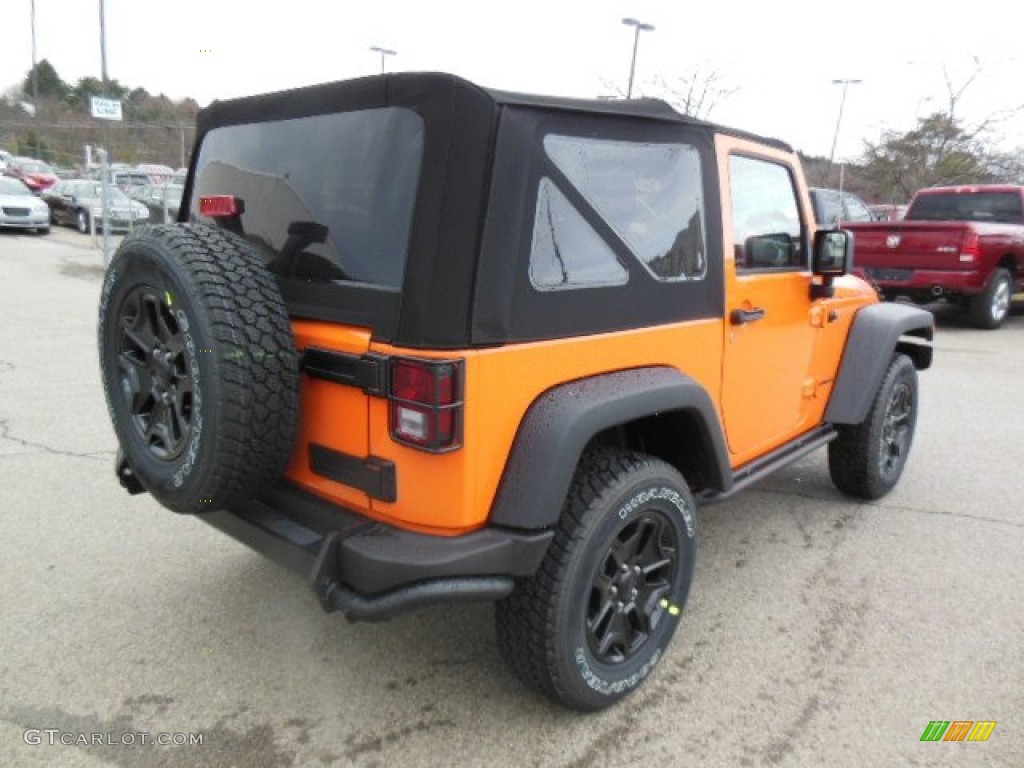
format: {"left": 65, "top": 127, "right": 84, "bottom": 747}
{"left": 495, "top": 448, "right": 697, "bottom": 711}
{"left": 98, "top": 223, "right": 299, "bottom": 514}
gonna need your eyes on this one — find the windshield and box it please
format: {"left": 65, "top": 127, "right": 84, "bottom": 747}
{"left": 18, "top": 160, "right": 54, "bottom": 174}
{"left": 67, "top": 182, "right": 132, "bottom": 202}
{"left": 0, "top": 177, "right": 33, "bottom": 196}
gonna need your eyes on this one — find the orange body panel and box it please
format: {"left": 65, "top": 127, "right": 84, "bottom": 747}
{"left": 284, "top": 320, "right": 373, "bottom": 511}
{"left": 715, "top": 134, "right": 877, "bottom": 466}
{"left": 369, "top": 321, "right": 724, "bottom": 534}
{"left": 280, "top": 136, "right": 876, "bottom": 537}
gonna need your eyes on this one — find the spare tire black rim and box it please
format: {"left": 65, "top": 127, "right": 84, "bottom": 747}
{"left": 586, "top": 510, "right": 678, "bottom": 664}
{"left": 117, "top": 284, "right": 194, "bottom": 460}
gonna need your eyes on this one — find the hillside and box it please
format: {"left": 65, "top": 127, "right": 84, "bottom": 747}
{"left": 1, "top": 59, "right": 199, "bottom": 170}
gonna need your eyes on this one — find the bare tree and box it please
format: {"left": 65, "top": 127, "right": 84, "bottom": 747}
{"left": 599, "top": 63, "right": 738, "bottom": 120}
{"left": 858, "top": 59, "right": 1024, "bottom": 201}
{"left": 650, "top": 65, "right": 738, "bottom": 120}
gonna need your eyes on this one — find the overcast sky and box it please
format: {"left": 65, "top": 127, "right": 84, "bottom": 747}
{"left": 3, "top": 0, "right": 1022, "bottom": 161}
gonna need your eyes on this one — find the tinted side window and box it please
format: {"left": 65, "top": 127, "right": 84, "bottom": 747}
{"left": 192, "top": 108, "right": 424, "bottom": 291}
{"left": 814, "top": 189, "right": 843, "bottom": 228}
{"left": 730, "top": 156, "right": 804, "bottom": 271}
{"left": 540, "top": 135, "right": 707, "bottom": 284}
{"left": 843, "top": 194, "right": 874, "bottom": 222}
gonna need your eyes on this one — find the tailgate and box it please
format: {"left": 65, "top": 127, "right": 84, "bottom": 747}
{"left": 854, "top": 221, "right": 971, "bottom": 270}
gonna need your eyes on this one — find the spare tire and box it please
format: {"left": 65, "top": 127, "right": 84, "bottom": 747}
{"left": 98, "top": 223, "right": 299, "bottom": 514}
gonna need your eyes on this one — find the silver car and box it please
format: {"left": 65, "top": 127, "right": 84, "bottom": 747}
{"left": 0, "top": 176, "right": 50, "bottom": 233}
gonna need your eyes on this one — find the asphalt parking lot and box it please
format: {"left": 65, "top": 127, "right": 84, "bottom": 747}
{"left": 1, "top": 228, "right": 1021, "bottom": 768}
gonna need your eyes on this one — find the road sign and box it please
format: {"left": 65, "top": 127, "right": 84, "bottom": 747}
{"left": 90, "top": 97, "right": 123, "bottom": 121}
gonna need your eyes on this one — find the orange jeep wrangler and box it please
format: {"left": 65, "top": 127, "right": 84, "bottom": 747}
{"left": 98, "top": 73, "right": 933, "bottom": 710}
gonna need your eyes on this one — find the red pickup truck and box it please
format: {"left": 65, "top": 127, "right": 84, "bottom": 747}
{"left": 847, "top": 185, "right": 1023, "bottom": 328}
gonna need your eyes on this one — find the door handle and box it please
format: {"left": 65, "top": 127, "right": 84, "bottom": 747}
{"left": 730, "top": 307, "right": 766, "bottom": 325}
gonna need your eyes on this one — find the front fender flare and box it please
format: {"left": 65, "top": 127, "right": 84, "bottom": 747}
{"left": 825, "top": 302, "right": 934, "bottom": 425}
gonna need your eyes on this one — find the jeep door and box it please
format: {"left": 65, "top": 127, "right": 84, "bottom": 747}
{"left": 717, "top": 137, "right": 821, "bottom": 464}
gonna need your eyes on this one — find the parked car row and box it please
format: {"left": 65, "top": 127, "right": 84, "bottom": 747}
{"left": 43, "top": 179, "right": 150, "bottom": 233}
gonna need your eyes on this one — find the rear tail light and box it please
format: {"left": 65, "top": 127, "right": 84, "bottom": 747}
{"left": 960, "top": 230, "right": 980, "bottom": 263}
{"left": 389, "top": 357, "right": 463, "bottom": 452}
{"left": 199, "top": 195, "right": 244, "bottom": 218}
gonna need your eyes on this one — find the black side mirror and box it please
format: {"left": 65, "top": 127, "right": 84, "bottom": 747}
{"left": 811, "top": 229, "right": 853, "bottom": 298}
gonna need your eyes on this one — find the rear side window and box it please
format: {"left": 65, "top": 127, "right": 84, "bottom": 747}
{"left": 843, "top": 194, "right": 874, "bottom": 222}
{"left": 528, "top": 134, "right": 707, "bottom": 290}
{"left": 191, "top": 108, "right": 424, "bottom": 290}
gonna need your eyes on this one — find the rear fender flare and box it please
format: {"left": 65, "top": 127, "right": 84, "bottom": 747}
{"left": 489, "top": 367, "right": 731, "bottom": 529}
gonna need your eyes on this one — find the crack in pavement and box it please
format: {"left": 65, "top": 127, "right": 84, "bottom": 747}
{"left": 0, "top": 359, "right": 113, "bottom": 462}
{"left": 749, "top": 486, "right": 1024, "bottom": 529}
{"left": 0, "top": 417, "right": 114, "bottom": 463}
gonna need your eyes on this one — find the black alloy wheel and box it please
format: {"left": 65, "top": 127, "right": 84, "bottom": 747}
{"left": 116, "top": 284, "right": 194, "bottom": 461}
{"left": 878, "top": 376, "right": 914, "bottom": 484}
{"left": 495, "top": 449, "right": 696, "bottom": 711}
{"left": 587, "top": 511, "right": 678, "bottom": 664}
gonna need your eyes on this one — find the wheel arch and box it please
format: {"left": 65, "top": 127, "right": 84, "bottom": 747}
{"left": 825, "top": 302, "right": 933, "bottom": 426}
{"left": 996, "top": 254, "right": 1018, "bottom": 279}
{"left": 488, "top": 367, "right": 732, "bottom": 529}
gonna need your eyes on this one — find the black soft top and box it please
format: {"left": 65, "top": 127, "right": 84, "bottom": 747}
{"left": 196, "top": 72, "right": 790, "bottom": 153}
{"left": 187, "top": 73, "right": 785, "bottom": 347}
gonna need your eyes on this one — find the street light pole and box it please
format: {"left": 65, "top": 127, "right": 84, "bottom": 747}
{"left": 99, "top": 0, "right": 109, "bottom": 89}
{"left": 369, "top": 46, "right": 396, "bottom": 74}
{"left": 30, "top": 0, "right": 40, "bottom": 158}
{"left": 621, "top": 17, "right": 654, "bottom": 99}
{"left": 30, "top": 0, "right": 39, "bottom": 107}
{"left": 828, "top": 78, "right": 862, "bottom": 186}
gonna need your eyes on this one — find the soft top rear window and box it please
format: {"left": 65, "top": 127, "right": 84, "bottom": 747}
{"left": 191, "top": 107, "right": 424, "bottom": 290}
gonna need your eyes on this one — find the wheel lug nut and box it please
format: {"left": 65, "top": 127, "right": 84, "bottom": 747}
{"left": 609, "top": 586, "right": 618, "bottom": 596}
{"left": 631, "top": 589, "right": 638, "bottom": 599}
{"left": 621, "top": 564, "right": 630, "bottom": 573}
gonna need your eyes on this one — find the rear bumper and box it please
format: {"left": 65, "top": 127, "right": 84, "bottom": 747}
{"left": 201, "top": 482, "right": 553, "bottom": 622}
{"left": 859, "top": 267, "right": 986, "bottom": 297}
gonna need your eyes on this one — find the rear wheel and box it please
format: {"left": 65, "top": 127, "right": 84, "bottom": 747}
{"left": 76, "top": 209, "right": 90, "bottom": 234}
{"left": 828, "top": 354, "right": 918, "bottom": 500}
{"left": 495, "top": 449, "right": 696, "bottom": 711}
{"left": 968, "top": 268, "right": 1012, "bottom": 329}
{"left": 98, "top": 223, "right": 299, "bottom": 514}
